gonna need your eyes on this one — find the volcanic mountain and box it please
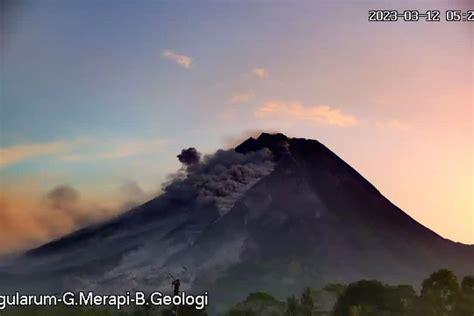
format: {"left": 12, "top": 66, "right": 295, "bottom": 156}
{"left": 1, "top": 133, "right": 473, "bottom": 311}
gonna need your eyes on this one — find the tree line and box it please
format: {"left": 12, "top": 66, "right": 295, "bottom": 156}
{"left": 1, "top": 269, "right": 473, "bottom": 316}
{"left": 225, "top": 269, "right": 474, "bottom": 316}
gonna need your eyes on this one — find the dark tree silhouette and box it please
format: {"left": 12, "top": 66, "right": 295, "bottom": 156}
{"left": 285, "top": 295, "right": 299, "bottom": 316}
{"left": 453, "top": 275, "right": 474, "bottom": 316}
{"left": 419, "top": 269, "right": 460, "bottom": 316}
{"left": 300, "top": 288, "right": 314, "bottom": 316}
{"left": 332, "top": 280, "right": 387, "bottom": 316}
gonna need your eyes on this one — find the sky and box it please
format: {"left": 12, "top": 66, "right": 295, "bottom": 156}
{"left": 0, "top": 0, "right": 472, "bottom": 253}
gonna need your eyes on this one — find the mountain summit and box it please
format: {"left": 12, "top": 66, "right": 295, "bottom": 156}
{"left": 1, "top": 133, "right": 472, "bottom": 309}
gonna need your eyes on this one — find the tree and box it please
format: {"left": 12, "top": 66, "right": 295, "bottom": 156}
{"left": 285, "top": 295, "right": 299, "bottom": 316}
{"left": 332, "top": 280, "right": 386, "bottom": 316}
{"left": 300, "top": 288, "right": 314, "bottom": 316}
{"left": 323, "top": 283, "right": 347, "bottom": 297}
{"left": 225, "top": 291, "right": 285, "bottom": 316}
{"left": 225, "top": 309, "right": 257, "bottom": 316}
{"left": 384, "top": 284, "right": 417, "bottom": 314}
{"left": 453, "top": 275, "right": 474, "bottom": 316}
{"left": 419, "top": 269, "right": 460, "bottom": 316}
{"left": 461, "top": 276, "right": 474, "bottom": 295}
{"left": 179, "top": 305, "right": 209, "bottom": 316}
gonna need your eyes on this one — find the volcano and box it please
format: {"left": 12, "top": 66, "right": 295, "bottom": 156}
{"left": 1, "top": 133, "right": 473, "bottom": 311}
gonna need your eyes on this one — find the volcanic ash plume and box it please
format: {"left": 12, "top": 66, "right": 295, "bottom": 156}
{"left": 167, "top": 148, "right": 275, "bottom": 214}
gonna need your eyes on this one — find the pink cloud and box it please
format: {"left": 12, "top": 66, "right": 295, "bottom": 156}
{"left": 230, "top": 92, "right": 255, "bottom": 104}
{"left": 253, "top": 67, "right": 268, "bottom": 79}
{"left": 0, "top": 140, "right": 72, "bottom": 168}
{"left": 162, "top": 49, "right": 193, "bottom": 69}
{"left": 255, "top": 101, "right": 357, "bottom": 127}
{"left": 376, "top": 119, "right": 411, "bottom": 132}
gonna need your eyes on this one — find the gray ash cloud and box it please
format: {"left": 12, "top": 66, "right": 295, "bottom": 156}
{"left": 119, "top": 181, "right": 150, "bottom": 210}
{"left": 46, "top": 185, "right": 80, "bottom": 210}
{"left": 165, "top": 148, "right": 275, "bottom": 214}
{"left": 177, "top": 147, "right": 201, "bottom": 166}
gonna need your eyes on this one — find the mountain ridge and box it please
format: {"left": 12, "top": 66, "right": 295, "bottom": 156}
{"left": 1, "top": 133, "right": 472, "bottom": 311}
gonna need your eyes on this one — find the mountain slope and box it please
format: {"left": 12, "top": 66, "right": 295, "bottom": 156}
{"left": 0, "top": 133, "right": 472, "bottom": 311}
{"left": 191, "top": 134, "right": 473, "bottom": 309}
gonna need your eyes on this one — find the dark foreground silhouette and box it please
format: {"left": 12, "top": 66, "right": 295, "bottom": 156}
{"left": 2, "top": 269, "right": 473, "bottom": 316}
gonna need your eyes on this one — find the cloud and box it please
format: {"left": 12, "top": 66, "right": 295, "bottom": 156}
{"left": 165, "top": 147, "right": 275, "bottom": 215}
{"left": 62, "top": 139, "right": 165, "bottom": 161}
{"left": 44, "top": 185, "right": 100, "bottom": 228}
{"left": 0, "top": 136, "right": 160, "bottom": 168}
{"left": 162, "top": 49, "right": 193, "bottom": 69}
{"left": 255, "top": 101, "right": 357, "bottom": 127}
{"left": 119, "top": 181, "right": 153, "bottom": 210}
{"left": 253, "top": 68, "right": 268, "bottom": 79}
{"left": 230, "top": 92, "right": 255, "bottom": 104}
{"left": 177, "top": 147, "right": 201, "bottom": 166}
{"left": 97, "top": 139, "right": 164, "bottom": 159}
{"left": 46, "top": 185, "right": 80, "bottom": 210}
{"left": 0, "top": 140, "right": 72, "bottom": 168}
{"left": 119, "top": 181, "right": 146, "bottom": 200}
{"left": 376, "top": 119, "right": 410, "bottom": 132}
{"left": 0, "top": 141, "right": 275, "bottom": 254}
{"left": 0, "top": 181, "right": 154, "bottom": 254}
{"left": 0, "top": 185, "right": 98, "bottom": 254}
